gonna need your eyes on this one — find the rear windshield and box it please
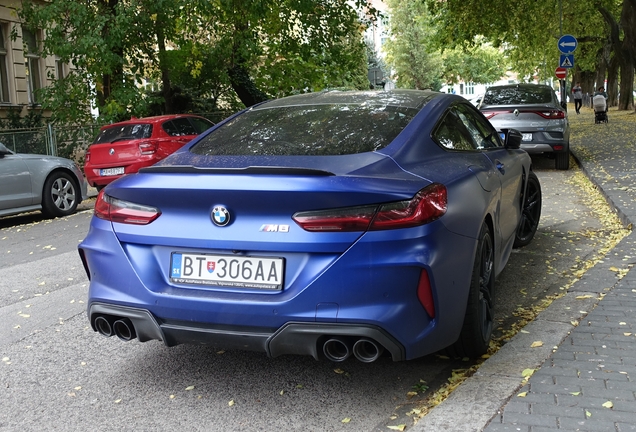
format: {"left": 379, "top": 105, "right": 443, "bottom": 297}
{"left": 190, "top": 104, "right": 417, "bottom": 156}
{"left": 93, "top": 124, "right": 152, "bottom": 144}
{"left": 482, "top": 86, "right": 554, "bottom": 105}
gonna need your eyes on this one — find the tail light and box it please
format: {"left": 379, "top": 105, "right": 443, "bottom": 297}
{"left": 85, "top": 149, "right": 90, "bottom": 163}
{"left": 94, "top": 190, "right": 161, "bottom": 225}
{"left": 482, "top": 111, "right": 502, "bottom": 119}
{"left": 535, "top": 110, "right": 565, "bottom": 119}
{"left": 138, "top": 141, "right": 157, "bottom": 155}
{"left": 292, "top": 183, "right": 447, "bottom": 232}
{"left": 483, "top": 109, "right": 565, "bottom": 120}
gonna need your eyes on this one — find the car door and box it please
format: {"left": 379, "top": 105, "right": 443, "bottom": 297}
{"left": 0, "top": 152, "right": 33, "bottom": 210}
{"left": 160, "top": 118, "right": 199, "bottom": 157}
{"left": 455, "top": 103, "right": 523, "bottom": 245}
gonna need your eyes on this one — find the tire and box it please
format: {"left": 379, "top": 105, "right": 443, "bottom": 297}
{"left": 555, "top": 150, "right": 569, "bottom": 170}
{"left": 513, "top": 171, "right": 542, "bottom": 248}
{"left": 41, "top": 171, "right": 79, "bottom": 218}
{"left": 446, "top": 222, "right": 495, "bottom": 358}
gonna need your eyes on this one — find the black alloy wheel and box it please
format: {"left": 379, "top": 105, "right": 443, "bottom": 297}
{"left": 514, "top": 171, "right": 542, "bottom": 248}
{"left": 446, "top": 222, "right": 495, "bottom": 358}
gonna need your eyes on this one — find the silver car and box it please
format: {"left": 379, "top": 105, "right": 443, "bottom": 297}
{"left": 479, "top": 83, "right": 570, "bottom": 170}
{"left": 0, "top": 142, "right": 88, "bottom": 218}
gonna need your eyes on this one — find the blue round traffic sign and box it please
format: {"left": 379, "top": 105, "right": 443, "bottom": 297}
{"left": 558, "top": 34, "right": 578, "bottom": 54}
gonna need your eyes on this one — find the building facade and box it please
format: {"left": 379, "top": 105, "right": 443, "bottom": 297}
{"left": 0, "top": 1, "right": 60, "bottom": 116}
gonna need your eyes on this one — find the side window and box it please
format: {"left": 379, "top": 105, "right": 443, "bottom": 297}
{"left": 162, "top": 120, "right": 178, "bottom": 136}
{"left": 189, "top": 117, "right": 214, "bottom": 134}
{"left": 163, "top": 118, "right": 197, "bottom": 136}
{"left": 432, "top": 109, "right": 476, "bottom": 151}
{"left": 456, "top": 104, "right": 501, "bottom": 149}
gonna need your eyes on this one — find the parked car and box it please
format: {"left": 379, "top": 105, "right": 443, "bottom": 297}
{"left": 79, "top": 90, "right": 542, "bottom": 362}
{"left": 478, "top": 83, "right": 570, "bottom": 170}
{"left": 0, "top": 143, "right": 87, "bottom": 218}
{"left": 84, "top": 114, "right": 215, "bottom": 190}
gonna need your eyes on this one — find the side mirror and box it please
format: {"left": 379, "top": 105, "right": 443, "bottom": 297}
{"left": 0, "top": 142, "right": 11, "bottom": 158}
{"left": 500, "top": 128, "right": 522, "bottom": 149}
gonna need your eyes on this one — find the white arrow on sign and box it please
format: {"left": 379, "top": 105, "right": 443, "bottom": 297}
{"left": 560, "top": 41, "right": 576, "bottom": 48}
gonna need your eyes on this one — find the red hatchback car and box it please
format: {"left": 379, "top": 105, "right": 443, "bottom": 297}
{"left": 84, "top": 114, "right": 214, "bottom": 190}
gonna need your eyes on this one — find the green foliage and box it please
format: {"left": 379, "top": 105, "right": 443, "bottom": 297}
{"left": 384, "top": 0, "right": 443, "bottom": 90}
{"left": 18, "top": 0, "right": 372, "bottom": 123}
{"left": 442, "top": 42, "right": 508, "bottom": 85}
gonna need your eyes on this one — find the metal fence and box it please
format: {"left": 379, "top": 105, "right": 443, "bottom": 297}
{"left": 0, "top": 110, "right": 234, "bottom": 163}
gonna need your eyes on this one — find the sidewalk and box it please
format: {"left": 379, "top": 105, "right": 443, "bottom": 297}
{"left": 413, "top": 107, "right": 636, "bottom": 432}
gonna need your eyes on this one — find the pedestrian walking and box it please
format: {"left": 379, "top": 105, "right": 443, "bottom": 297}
{"left": 572, "top": 82, "right": 583, "bottom": 114}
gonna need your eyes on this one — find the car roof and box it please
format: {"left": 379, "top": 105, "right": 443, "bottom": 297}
{"left": 485, "top": 83, "right": 553, "bottom": 91}
{"left": 100, "top": 114, "right": 205, "bottom": 129}
{"left": 254, "top": 89, "right": 440, "bottom": 111}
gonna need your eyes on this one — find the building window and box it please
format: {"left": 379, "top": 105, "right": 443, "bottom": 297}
{"left": 0, "top": 24, "right": 10, "bottom": 103}
{"left": 465, "top": 82, "right": 475, "bottom": 95}
{"left": 56, "top": 58, "right": 65, "bottom": 80}
{"left": 22, "top": 27, "right": 42, "bottom": 104}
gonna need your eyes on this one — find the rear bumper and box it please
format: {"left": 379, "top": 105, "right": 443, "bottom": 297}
{"left": 84, "top": 159, "right": 157, "bottom": 187}
{"left": 88, "top": 302, "right": 405, "bottom": 361}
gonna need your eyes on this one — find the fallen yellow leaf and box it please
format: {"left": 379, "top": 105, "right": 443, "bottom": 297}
{"left": 585, "top": 410, "right": 592, "bottom": 418}
{"left": 185, "top": 385, "right": 195, "bottom": 391}
{"left": 522, "top": 369, "right": 536, "bottom": 378}
{"left": 517, "top": 392, "right": 527, "bottom": 397}
{"left": 406, "top": 391, "right": 418, "bottom": 398}
{"left": 531, "top": 341, "right": 543, "bottom": 348}
{"left": 602, "top": 401, "right": 613, "bottom": 409}
{"left": 228, "top": 400, "right": 235, "bottom": 406}
{"left": 387, "top": 425, "right": 406, "bottom": 431}
{"left": 114, "top": 399, "right": 122, "bottom": 404}
{"left": 341, "top": 418, "right": 351, "bottom": 423}
{"left": 334, "top": 368, "right": 345, "bottom": 374}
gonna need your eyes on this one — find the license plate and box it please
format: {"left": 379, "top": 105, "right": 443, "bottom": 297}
{"left": 522, "top": 133, "right": 533, "bottom": 141}
{"left": 100, "top": 167, "right": 125, "bottom": 176}
{"left": 170, "top": 252, "right": 284, "bottom": 290}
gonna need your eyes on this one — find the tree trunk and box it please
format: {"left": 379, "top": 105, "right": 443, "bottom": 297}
{"left": 619, "top": 0, "right": 636, "bottom": 110}
{"left": 155, "top": 15, "right": 173, "bottom": 114}
{"left": 597, "top": 4, "right": 634, "bottom": 111}
{"left": 607, "top": 55, "right": 619, "bottom": 107}
{"left": 96, "top": 0, "right": 122, "bottom": 108}
{"left": 618, "top": 64, "right": 634, "bottom": 110}
{"left": 227, "top": 64, "right": 269, "bottom": 108}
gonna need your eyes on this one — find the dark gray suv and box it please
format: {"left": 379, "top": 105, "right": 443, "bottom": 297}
{"left": 479, "top": 83, "right": 570, "bottom": 170}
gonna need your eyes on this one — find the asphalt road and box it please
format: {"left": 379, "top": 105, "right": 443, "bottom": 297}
{"left": 0, "top": 156, "right": 624, "bottom": 431}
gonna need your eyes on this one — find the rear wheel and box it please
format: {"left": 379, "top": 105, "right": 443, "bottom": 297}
{"left": 514, "top": 171, "right": 542, "bottom": 248}
{"left": 447, "top": 222, "right": 494, "bottom": 358}
{"left": 41, "top": 172, "right": 79, "bottom": 218}
{"left": 555, "top": 150, "right": 569, "bottom": 170}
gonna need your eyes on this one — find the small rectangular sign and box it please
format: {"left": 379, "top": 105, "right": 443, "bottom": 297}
{"left": 560, "top": 54, "right": 574, "bottom": 68}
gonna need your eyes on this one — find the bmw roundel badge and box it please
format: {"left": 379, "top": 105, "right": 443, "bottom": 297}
{"left": 211, "top": 206, "right": 231, "bottom": 226}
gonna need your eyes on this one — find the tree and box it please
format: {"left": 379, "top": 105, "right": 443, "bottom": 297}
{"left": 383, "top": 0, "right": 443, "bottom": 90}
{"left": 427, "top": 0, "right": 634, "bottom": 110}
{"left": 441, "top": 42, "right": 508, "bottom": 86}
{"left": 19, "top": 0, "right": 372, "bottom": 123}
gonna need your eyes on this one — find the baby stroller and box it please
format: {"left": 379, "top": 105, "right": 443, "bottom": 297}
{"left": 593, "top": 95, "right": 608, "bottom": 123}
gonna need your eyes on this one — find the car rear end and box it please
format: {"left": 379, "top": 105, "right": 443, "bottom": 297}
{"left": 480, "top": 84, "right": 570, "bottom": 170}
{"left": 84, "top": 122, "right": 158, "bottom": 189}
{"left": 78, "top": 91, "right": 477, "bottom": 362}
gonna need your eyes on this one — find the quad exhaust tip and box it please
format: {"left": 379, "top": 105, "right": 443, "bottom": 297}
{"left": 94, "top": 315, "right": 137, "bottom": 341}
{"left": 323, "top": 337, "right": 385, "bottom": 363}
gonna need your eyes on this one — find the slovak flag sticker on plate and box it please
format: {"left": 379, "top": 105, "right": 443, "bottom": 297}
{"left": 207, "top": 261, "right": 215, "bottom": 273}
